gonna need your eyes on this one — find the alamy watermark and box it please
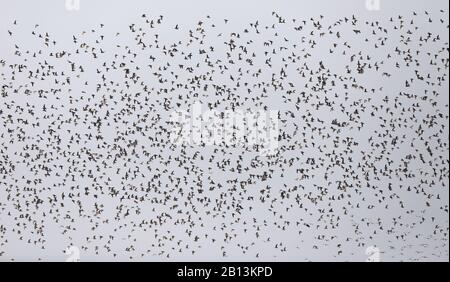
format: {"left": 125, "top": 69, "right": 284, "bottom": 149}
{"left": 65, "top": 246, "right": 80, "bottom": 262}
{"left": 365, "top": 0, "right": 381, "bottom": 11}
{"left": 169, "top": 101, "right": 279, "bottom": 156}
{"left": 65, "top": 0, "right": 80, "bottom": 11}
{"left": 365, "top": 245, "right": 381, "bottom": 262}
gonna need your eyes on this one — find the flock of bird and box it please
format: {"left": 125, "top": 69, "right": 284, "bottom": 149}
{"left": 0, "top": 10, "right": 448, "bottom": 261}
